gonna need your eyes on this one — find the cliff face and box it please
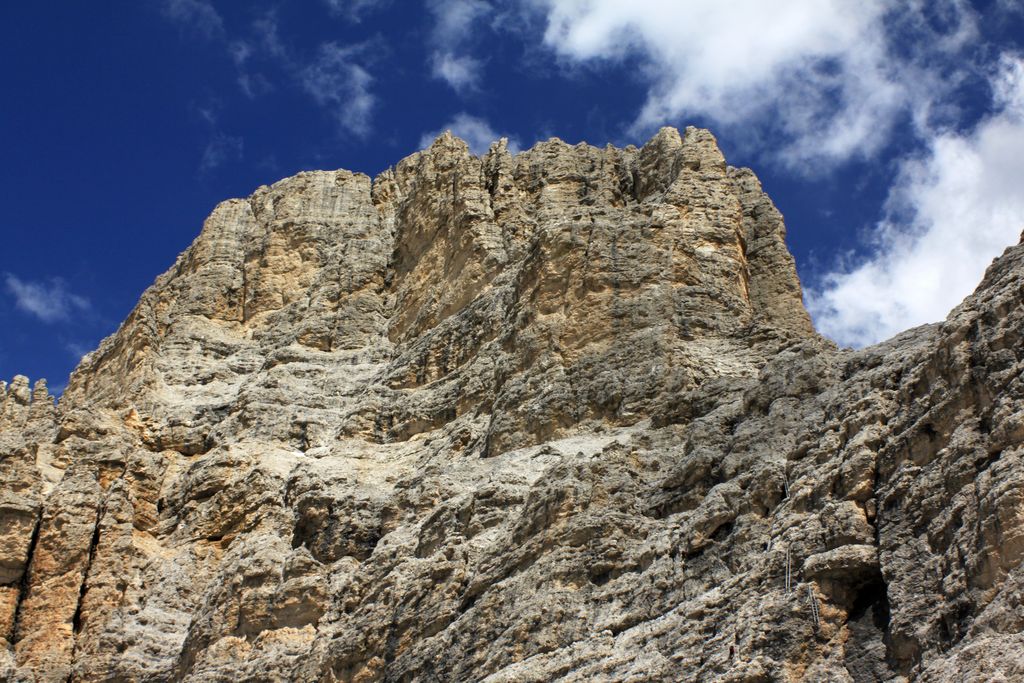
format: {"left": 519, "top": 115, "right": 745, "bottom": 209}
{"left": 0, "top": 127, "right": 1021, "bottom": 682}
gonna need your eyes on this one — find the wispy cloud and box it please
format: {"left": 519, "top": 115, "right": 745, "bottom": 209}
{"left": 199, "top": 132, "right": 244, "bottom": 173}
{"left": 160, "top": 0, "right": 224, "bottom": 40}
{"left": 236, "top": 72, "right": 273, "bottom": 99}
{"left": 301, "top": 43, "right": 376, "bottom": 137}
{"left": 4, "top": 274, "right": 90, "bottom": 323}
{"left": 323, "top": 0, "right": 391, "bottom": 22}
{"left": 190, "top": 100, "right": 244, "bottom": 173}
{"left": 430, "top": 0, "right": 491, "bottom": 46}
{"left": 228, "top": 39, "right": 251, "bottom": 66}
{"left": 419, "top": 113, "right": 520, "bottom": 155}
{"left": 228, "top": 38, "right": 274, "bottom": 98}
{"left": 252, "top": 11, "right": 287, "bottom": 59}
{"left": 807, "top": 54, "right": 1024, "bottom": 347}
{"left": 996, "top": 0, "right": 1024, "bottom": 15}
{"left": 432, "top": 53, "right": 484, "bottom": 93}
{"left": 160, "top": 4, "right": 380, "bottom": 135}
{"left": 64, "top": 340, "right": 94, "bottom": 361}
{"left": 427, "top": 0, "right": 491, "bottom": 92}
{"left": 160, "top": 4, "right": 277, "bottom": 100}
{"left": 227, "top": 13, "right": 286, "bottom": 99}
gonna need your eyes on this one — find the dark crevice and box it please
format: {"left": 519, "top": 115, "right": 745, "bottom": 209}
{"left": 296, "top": 421, "right": 310, "bottom": 452}
{"left": 843, "top": 575, "right": 897, "bottom": 683}
{"left": 937, "top": 598, "right": 974, "bottom": 650}
{"left": 10, "top": 508, "right": 43, "bottom": 644}
{"left": 240, "top": 257, "right": 248, "bottom": 323}
{"left": 973, "top": 448, "right": 1002, "bottom": 473}
{"left": 63, "top": 498, "right": 106, "bottom": 683}
{"left": 458, "top": 594, "right": 477, "bottom": 614}
{"left": 710, "top": 520, "right": 735, "bottom": 542}
{"left": 849, "top": 576, "right": 891, "bottom": 630}
{"left": 845, "top": 433, "right": 900, "bottom": 681}
{"left": 71, "top": 500, "right": 105, "bottom": 636}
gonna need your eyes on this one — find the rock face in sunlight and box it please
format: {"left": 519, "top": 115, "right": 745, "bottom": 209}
{"left": 1, "top": 127, "right": 1022, "bottom": 682}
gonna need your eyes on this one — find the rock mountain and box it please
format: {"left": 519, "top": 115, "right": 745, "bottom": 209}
{"left": 1, "top": 127, "right": 1022, "bottom": 682}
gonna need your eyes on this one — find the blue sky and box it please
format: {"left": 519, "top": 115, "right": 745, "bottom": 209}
{"left": 2, "top": 1, "right": 1023, "bottom": 392}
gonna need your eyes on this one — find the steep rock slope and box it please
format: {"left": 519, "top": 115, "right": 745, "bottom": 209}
{"left": 0, "top": 127, "right": 1021, "bottom": 682}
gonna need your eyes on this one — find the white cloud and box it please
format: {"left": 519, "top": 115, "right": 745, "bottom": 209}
{"left": 199, "top": 133, "right": 244, "bottom": 173}
{"left": 993, "top": 52, "right": 1024, "bottom": 115}
{"left": 237, "top": 72, "right": 273, "bottom": 99}
{"left": 427, "top": 0, "right": 492, "bottom": 91}
{"left": 419, "top": 113, "right": 520, "bottom": 155}
{"left": 231, "top": 15, "right": 288, "bottom": 99}
{"left": 527, "top": 0, "right": 975, "bottom": 168}
{"left": 162, "top": 3, "right": 273, "bottom": 99}
{"left": 430, "top": 0, "right": 491, "bottom": 43}
{"left": 431, "top": 53, "right": 484, "bottom": 93}
{"left": 252, "top": 13, "right": 287, "bottom": 59}
{"left": 4, "top": 274, "right": 90, "bottom": 323}
{"left": 65, "top": 341, "right": 93, "bottom": 360}
{"left": 194, "top": 103, "right": 218, "bottom": 126}
{"left": 996, "top": 0, "right": 1024, "bottom": 15}
{"left": 323, "top": 0, "right": 390, "bottom": 22}
{"left": 807, "top": 54, "right": 1024, "bottom": 347}
{"left": 161, "top": 3, "right": 379, "bottom": 133}
{"left": 161, "top": 0, "right": 224, "bottom": 39}
{"left": 228, "top": 40, "right": 251, "bottom": 66}
{"left": 301, "top": 43, "right": 376, "bottom": 137}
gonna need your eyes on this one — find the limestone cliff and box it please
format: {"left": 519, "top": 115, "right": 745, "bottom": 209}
{"left": 1, "top": 127, "right": 1022, "bottom": 682}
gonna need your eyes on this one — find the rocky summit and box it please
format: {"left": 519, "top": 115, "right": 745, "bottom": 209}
{"left": 1, "top": 126, "right": 1023, "bottom": 682}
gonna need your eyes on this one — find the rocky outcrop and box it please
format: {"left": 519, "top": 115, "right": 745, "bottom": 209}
{"left": 0, "top": 127, "right": 1021, "bottom": 681}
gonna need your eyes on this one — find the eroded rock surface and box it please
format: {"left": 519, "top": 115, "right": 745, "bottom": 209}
{"left": 1, "top": 127, "right": 1022, "bottom": 682}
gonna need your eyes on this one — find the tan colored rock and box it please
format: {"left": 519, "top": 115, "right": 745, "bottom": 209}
{"left": 0, "top": 127, "right": 1021, "bottom": 681}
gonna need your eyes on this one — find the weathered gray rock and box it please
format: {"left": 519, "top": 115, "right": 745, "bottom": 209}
{"left": 0, "top": 127, "right": 1022, "bottom": 681}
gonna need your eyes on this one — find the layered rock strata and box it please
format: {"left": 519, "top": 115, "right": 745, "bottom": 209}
{"left": 0, "top": 127, "right": 1022, "bottom": 682}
